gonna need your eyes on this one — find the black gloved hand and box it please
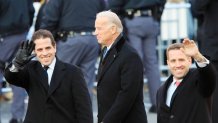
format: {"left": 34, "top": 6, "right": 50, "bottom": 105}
{"left": 12, "top": 40, "right": 35, "bottom": 70}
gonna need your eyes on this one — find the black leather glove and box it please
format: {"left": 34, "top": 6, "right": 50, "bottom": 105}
{"left": 12, "top": 40, "right": 35, "bottom": 70}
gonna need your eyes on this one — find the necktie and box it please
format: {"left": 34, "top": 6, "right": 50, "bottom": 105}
{"left": 100, "top": 46, "right": 107, "bottom": 63}
{"left": 44, "top": 66, "right": 49, "bottom": 71}
{"left": 97, "top": 47, "right": 107, "bottom": 78}
{"left": 175, "top": 81, "right": 181, "bottom": 87}
{"left": 43, "top": 66, "right": 49, "bottom": 85}
{"left": 102, "top": 46, "right": 107, "bottom": 59}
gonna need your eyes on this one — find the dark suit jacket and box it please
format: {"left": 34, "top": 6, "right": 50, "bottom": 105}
{"left": 4, "top": 58, "right": 93, "bottom": 123}
{"left": 157, "top": 63, "right": 216, "bottom": 123}
{"left": 97, "top": 35, "right": 147, "bottom": 123}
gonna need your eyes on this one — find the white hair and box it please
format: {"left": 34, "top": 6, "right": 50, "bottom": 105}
{"left": 96, "top": 10, "right": 123, "bottom": 33}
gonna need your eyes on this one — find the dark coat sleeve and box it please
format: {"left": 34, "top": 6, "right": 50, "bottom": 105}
{"left": 196, "top": 62, "right": 217, "bottom": 97}
{"left": 4, "top": 64, "right": 29, "bottom": 89}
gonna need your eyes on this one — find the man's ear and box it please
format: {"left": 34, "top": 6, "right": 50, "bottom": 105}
{"left": 111, "top": 25, "right": 117, "bottom": 34}
{"left": 166, "top": 59, "right": 170, "bottom": 66}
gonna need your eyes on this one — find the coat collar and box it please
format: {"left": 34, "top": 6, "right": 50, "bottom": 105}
{"left": 160, "top": 69, "right": 193, "bottom": 108}
{"left": 35, "top": 62, "right": 49, "bottom": 91}
{"left": 35, "top": 58, "right": 66, "bottom": 96}
{"left": 47, "top": 58, "right": 66, "bottom": 97}
{"left": 97, "top": 34, "right": 126, "bottom": 83}
{"left": 170, "top": 69, "right": 193, "bottom": 106}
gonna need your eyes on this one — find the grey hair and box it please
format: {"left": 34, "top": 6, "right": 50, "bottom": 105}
{"left": 96, "top": 10, "right": 123, "bottom": 33}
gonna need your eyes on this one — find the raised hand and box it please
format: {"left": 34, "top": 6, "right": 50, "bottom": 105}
{"left": 181, "top": 38, "right": 206, "bottom": 62}
{"left": 181, "top": 38, "right": 199, "bottom": 58}
{"left": 12, "top": 40, "right": 35, "bottom": 70}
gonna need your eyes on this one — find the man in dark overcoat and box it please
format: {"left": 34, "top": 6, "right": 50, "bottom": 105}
{"left": 157, "top": 39, "right": 217, "bottom": 123}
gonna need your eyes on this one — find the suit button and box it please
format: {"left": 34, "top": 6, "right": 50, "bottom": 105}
{"left": 170, "top": 115, "right": 174, "bottom": 119}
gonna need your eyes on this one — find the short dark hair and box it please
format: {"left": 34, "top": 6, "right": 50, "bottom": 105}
{"left": 31, "top": 29, "right": 56, "bottom": 47}
{"left": 166, "top": 43, "right": 184, "bottom": 59}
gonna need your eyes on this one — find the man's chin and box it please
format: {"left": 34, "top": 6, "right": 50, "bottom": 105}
{"left": 41, "top": 61, "right": 50, "bottom": 66}
{"left": 174, "top": 74, "right": 184, "bottom": 79}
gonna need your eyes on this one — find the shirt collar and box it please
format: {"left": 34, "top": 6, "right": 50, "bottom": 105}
{"left": 106, "top": 44, "right": 112, "bottom": 51}
{"left": 173, "top": 77, "right": 183, "bottom": 83}
{"left": 106, "top": 33, "right": 122, "bottom": 51}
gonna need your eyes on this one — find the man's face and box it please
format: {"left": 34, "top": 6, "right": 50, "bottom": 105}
{"left": 95, "top": 17, "right": 113, "bottom": 46}
{"left": 34, "top": 38, "right": 56, "bottom": 66}
{"left": 167, "top": 49, "right": 192, "bottom": 80}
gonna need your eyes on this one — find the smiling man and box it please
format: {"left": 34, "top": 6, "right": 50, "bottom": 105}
{"left": 4, "top": 29, "right": 93, "bottom": 123}
{"left": 156, "top": 39, "right": 217, "bottom": 123}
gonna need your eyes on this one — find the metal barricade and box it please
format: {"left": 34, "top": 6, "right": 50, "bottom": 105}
{"left": 157, "top": 2, "right": 193, "bottom": 81}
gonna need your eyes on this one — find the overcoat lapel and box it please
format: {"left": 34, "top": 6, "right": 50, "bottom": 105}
{"left": 97, "top": 35, "right": 125, "bottom": 84}
{"left": 48, "top": 59, "right": 66, "bottom": 97}
{"left": 97, "top": 49, "right": 118, "bottom": 83}
{"left": 159, "top": 77, "right": 172, "bottom": 111}
{"left": 159, "top": 70, "right": 193, "bottom": 109}
{"left": 170, "top": 70, "right": 193, "bottom": 106}
{"left": 35, "top": 63, "right": 49, "bottom": 91}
